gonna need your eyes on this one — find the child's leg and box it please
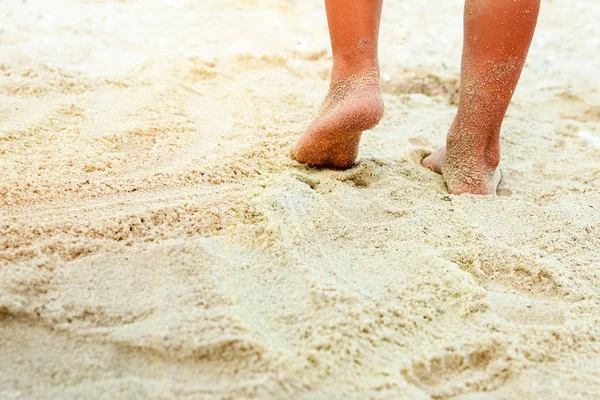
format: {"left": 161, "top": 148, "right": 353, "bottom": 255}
{"left": 423, "top": 0, "right": 541, "bottom": 194}
{"left": 291, "top": 0, "right": 384, "bottom": 168}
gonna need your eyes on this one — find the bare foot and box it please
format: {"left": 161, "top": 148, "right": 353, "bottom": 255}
{"left": 290, "top": 69, "right": 384, "bottom": 168}
{"left": 422, "top": 129, "right": 501, "bottom": 195}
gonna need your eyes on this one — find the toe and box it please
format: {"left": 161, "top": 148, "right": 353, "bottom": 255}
{"left": 289, "top": 144, "right": 305, "bottom": 163}
{"left": 422, "top": 149, "right": 444, "bottom": 174}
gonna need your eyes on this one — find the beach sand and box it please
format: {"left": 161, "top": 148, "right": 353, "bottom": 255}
{"left": 1, "top": 0, "right": 600, "bottom": 398}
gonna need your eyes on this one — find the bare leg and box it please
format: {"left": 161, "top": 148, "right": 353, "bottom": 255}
{"left": 423, "top": 0, "right": 541, "bottom": 194}
{"left": 290, "top": 0, "right": 384, "bottom": 168}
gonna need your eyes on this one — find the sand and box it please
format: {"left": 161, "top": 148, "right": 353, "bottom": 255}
{"left": 1, "top": 0, "right": 599, "bottom": 399}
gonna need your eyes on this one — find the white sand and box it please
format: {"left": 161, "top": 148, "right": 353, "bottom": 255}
{"left": 1, "top": 0, "right": 600, "bottom": 399}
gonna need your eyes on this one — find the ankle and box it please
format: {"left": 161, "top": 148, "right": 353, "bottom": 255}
{"left": 328, "top": 67, "right": 381, "bottom": 97}
{"left": 446, "top": 123, "right": 501, "bottom": 171}
{"left": 331, "top": 59, "right": 379, "bottom": 82}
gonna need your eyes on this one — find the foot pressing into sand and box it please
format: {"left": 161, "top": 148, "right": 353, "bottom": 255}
{"left": 290, "top": 0, "right": 384, "bottom": 168}
{"left": 422, "top": 125, "right": 501, "bottom": 195}
{"left": 291, "top": 70, "right": 384, "bottom": 168}
{"left": 423, "top": 0, "right": 539, "bottom": 195}
{"left": 290, "top": 0, "right": 540, "bottom": 195}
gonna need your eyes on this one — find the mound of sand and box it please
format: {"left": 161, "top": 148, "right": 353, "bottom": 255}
{"left": 1, "top": 0, "right": 599, "bottom": 399}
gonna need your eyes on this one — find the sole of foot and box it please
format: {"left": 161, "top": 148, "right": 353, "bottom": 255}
{"left": 290, "top": 71, "right": 384, "bottom": 169}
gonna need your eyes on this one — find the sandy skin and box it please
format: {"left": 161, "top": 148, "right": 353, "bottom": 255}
{"left": 291, "top": 0, "right": 384, "bottom": 168}
{"left": 290, "top": 70, "right": 383, "bottom": 168}
{"left": 291, "top": 0, "right": 541, "bottom": 195}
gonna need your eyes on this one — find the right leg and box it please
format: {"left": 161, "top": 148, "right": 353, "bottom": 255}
{"left": 423, "top": 0, "right": 541, "bottom": 194}
{"left": 290, "top": 0, "right": 385, "bottom": 168}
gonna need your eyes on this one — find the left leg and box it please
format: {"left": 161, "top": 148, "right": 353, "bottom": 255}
{"left": 290, "top": 0, "right": 384, "bottom": 168}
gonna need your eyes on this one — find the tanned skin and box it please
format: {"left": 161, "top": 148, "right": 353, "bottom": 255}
{"left": 291, "top": 0, "right": 541, "bottom": 195}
